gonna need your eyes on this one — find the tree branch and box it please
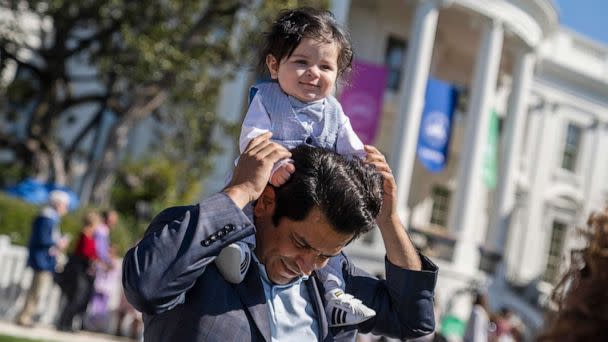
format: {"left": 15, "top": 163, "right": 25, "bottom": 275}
{"left": 65, "top": 73, "right": 100, "bottom": 83}
{"left": 65, "top": 71, "right": 116, "bottom": 157}
{"left": 179, "top": 1, "right": 243, "bottom": 51}
{"left": 64, "top": 107, "right": 105, "bottom": 159}
{"left": 0, "top": 131, "right": 22, "bottom": 150}
{"left": 127, "top": 90, "right": 169, "bottom": 120}
{"left": 46, "top": 1, "right": 102, "bottom": 56}
{"left": 59, "top": 94, "right": 109, "bottom": 111}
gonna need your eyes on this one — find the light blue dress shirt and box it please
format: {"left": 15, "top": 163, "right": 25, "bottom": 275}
{"left": 254, "top": 255, "right": 319, "bottom": 341}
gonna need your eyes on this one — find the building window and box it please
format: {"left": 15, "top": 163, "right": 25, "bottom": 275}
{"left": 543, "top": 220, "right": 568, "bottom": 284}
{"left": 430, "top": 185, "right": 451, "bottom": 228}
{"left": 561, "top": 123, "right": 582, "bottom": 172}
{"left": 384, "top": 36, "right": 407, "bottom": 91}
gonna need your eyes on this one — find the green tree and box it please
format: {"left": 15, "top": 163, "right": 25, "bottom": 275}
{"left": 0, "top": 0, "right": 325, "bottom": 207}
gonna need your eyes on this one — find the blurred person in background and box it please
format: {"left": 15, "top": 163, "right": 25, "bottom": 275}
{"left": 84, "top": 245, "right": 121, "bottom": 332}
{"left": 538, "top": 208, "right": 608, "bottom": 342}
{"left": 115, "top": 284, "right": 143, "bottom": 340}
{"left": 463, "top": 292, "right": 492, "bottom": 342}
{"left": 93, "top": 210, "right": 118, "bottom": 266}
{"left": 115, "top": 239, "right": 143, "bottom": 339}
{"left": 15, "top": 190, "right": 70, "bottom": 327}
{"left": 56, "top": 211, "right": 100, "bottom": 332}
{"left": 83, "top": 210, "right": 119, "bottom": 331}
{"left": 490, "top": 307, "right": 515, "bottom": 342}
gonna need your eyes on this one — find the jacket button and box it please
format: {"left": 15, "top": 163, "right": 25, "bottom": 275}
{"left": 217, "top": 231, "right": 225, "bottom": 238}
{"left": 201, "top": 240, "right": 211, "bottom": 246}
{"left": 305, "top": 136, "right": 313, "bottom": 144}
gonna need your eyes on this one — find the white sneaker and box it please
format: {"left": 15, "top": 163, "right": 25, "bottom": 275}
{"left": 215, "top": 241, "right": 251, "bottom": 284}
{"left": 325, "top": 289, "right": 376, "bottom": 327}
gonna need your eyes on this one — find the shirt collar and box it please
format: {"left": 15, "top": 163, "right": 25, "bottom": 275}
{"left": 40, "top": 206, "right": 59, "bottom": 221}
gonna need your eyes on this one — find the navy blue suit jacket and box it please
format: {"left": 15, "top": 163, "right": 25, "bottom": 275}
{"left": 27, "top": 209, "right": 60, "bottom": 271}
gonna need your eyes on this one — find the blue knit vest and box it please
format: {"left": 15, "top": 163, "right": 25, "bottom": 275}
{"left": 250, "top": 82, "right": 341, "bottom": 151}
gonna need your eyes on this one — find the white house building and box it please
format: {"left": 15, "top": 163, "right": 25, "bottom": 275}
{"left": 207, "top": 0, "right": 608, "bottom": 337}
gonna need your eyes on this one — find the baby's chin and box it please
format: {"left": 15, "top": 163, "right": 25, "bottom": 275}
{"left": 294, "top": 93, "right": 323, "bottom": 103}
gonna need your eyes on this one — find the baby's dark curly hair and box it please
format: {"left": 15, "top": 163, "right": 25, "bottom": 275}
{"left": 538, "top": 208, "right": 608, "bottom": 341}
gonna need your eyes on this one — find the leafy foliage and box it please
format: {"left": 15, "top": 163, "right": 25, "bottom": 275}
{"left": 0, "top": 192, "right": 140, "bottom": 255}
{"left": 0, "top": 192, "right": 38, "bottom": 244}
{"left": 0, "top": 0, "right": 325, "bottom": 205}
{"left": 0, "top": 0, "right": 327, "bottom": 251}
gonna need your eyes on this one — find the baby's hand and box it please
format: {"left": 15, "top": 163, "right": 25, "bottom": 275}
{"left": 269, "top": 162, "right": 295, "bottom": 186}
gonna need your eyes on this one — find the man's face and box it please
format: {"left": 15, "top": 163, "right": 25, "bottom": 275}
{"left": 56, "top": 201, "right": 69, "bottom": 217}
{"left": 254, "top": 198, "right": 353, "bottom": 285}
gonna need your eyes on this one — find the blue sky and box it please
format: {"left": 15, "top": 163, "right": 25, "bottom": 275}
{"left": 555, "top": 0, "right": 608, "bottom": 44}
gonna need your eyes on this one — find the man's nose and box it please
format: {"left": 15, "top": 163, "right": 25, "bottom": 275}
{"left": 296, "top": 253, "right": 317, "bottom": 276}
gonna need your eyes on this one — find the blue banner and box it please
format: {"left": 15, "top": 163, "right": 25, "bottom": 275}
{"left": 416, "top": 78, "right": 458, "bottom": 173}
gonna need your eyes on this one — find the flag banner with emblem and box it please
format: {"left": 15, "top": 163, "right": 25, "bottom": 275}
{"left": 416, "top": 78, "right": 459, "bottom": 173}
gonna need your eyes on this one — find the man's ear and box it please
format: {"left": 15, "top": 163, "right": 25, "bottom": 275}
{"left": 266, "top": 54, "right": 279, "bottom": 79}
{"left": 254, "top": 185, "right": 276, "bottom": 218}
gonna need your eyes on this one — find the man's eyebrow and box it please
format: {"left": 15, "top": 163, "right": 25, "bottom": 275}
{"left": 293, "top": 233, "right": 341, "bottom": 258}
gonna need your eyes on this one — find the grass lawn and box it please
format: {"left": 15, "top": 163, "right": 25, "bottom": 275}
{"left": 0, "top": 335, "right": 48, "bottom": 342}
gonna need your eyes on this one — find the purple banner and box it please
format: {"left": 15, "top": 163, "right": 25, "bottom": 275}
{"left": 339, "top": 60, "right": 388, "bottom": 144}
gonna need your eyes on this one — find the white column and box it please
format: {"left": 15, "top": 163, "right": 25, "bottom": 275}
{"left": 330, "top": 0, "right": 351, "bottom": 26}
{"left": 487, "top": 47, "right": 536, "bottom": 252}
{"left": 511, "top": 103, "right": 560, "bottom": 283}
{"left": 505, "top": 107, "right": 542, "bottom": 283}
{"left": 581, "top": 122, "right": 608, "bottom": 220}
{"left": 391, "top": 0, "right": 443, "bottom": 222}
{"left": 449, "top": 18, "right": 504, "bottom": 270}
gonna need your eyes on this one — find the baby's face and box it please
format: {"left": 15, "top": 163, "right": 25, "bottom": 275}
{"left": 267, "top": 38, "right": 339, "bottom": 102}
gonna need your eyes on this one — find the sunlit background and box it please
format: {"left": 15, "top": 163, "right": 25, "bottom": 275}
{"left": 1, "top": 0, "right": 607, "bottom": 341}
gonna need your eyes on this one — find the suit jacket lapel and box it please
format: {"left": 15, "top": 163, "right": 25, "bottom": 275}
{"left": 236, "top": 265, "right": 272, "bottom": 342}
{"left": 306, "top": 275, "right": 331, "bottom": 341}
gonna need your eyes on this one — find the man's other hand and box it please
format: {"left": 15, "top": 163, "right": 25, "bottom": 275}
{"left": 363, "top": 145, "right": 397, "bottom": 225}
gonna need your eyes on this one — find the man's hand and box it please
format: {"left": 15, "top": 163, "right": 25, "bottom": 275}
{"left": 364, "top": 145, "right": 421, "bottom": 270}
{"left": 364, "top": 145, "right": 398, "bottom": 226}
{"left": 56, "top": 235, "right": 70, "bottom": 251}
{"left": 224, "top": 132, "right": 291, "bottom": 208}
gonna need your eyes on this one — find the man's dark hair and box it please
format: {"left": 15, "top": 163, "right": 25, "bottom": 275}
{"left": 272, "top": 145, "right": 383, "bottom": 240}
{"left": 258, "top": 7, "right": 354, "bottom": 80}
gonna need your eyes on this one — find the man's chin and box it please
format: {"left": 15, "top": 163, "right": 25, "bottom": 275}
{"left": 269, "top": 273, "right": 292, "bottom": 285}
{"left": 269, "top": 268, "right": 298, "bottom": 285}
